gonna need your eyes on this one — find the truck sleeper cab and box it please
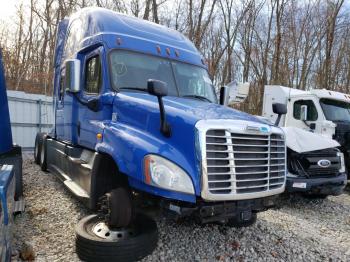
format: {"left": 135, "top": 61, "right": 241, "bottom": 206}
{"left": 35, "top": 9, "right": 287, "bottom": 259}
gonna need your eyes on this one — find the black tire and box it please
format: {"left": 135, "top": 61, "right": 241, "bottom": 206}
{"left": 226, "top": 212, "right": 257, "bottom": 227}
{"left": 34, "top": 133, "right": 45, "bottom": 164}
{"left": 106, "top": 187, "right": 134, "bottom": 228}
{"left": 40, "top": 137, "right": 47, "bottom": 171}
{"left": 75, "top": 213, "right": 158, "bottom": 262}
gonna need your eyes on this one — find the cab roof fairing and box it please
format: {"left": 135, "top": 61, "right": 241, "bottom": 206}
{"left": 53, "top": 18, "right": 69, "bottom": 69}
{"left": 64, "top": 7, "right": 206, "bottom": 69}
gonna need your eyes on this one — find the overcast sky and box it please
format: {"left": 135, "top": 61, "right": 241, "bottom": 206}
{"left": 0, "top": 0, "right": 19, "bottom": 21}
{"left": 1, "top": 0, "right": 349, "bottom": 23}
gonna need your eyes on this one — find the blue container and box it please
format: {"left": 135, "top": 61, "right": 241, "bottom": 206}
{"left": 0, "top": 49, "right": 13, "bottom": 154}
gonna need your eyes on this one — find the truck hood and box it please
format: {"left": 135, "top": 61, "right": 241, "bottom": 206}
{"left": 282, "top": 127, "right": 340, "bottom": 153}
{"left": 164, "top": 96, "right": 264, "bottom": 122}
{"left": 114, "top": 92, "right": 266, "bottom": 126}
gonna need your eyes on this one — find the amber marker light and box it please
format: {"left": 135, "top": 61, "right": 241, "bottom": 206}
{"left": 144, "top": 156, "right": 152, "bottom": 184}
{"left": 97, "top": 133, "right": 103, "bottom": 140}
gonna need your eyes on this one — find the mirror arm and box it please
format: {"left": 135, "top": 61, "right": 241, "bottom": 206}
{"left": 157, "top": 96, "right": 171, "bottom": 137}
{"left": 68, "top": 91, "right": 99, "bottom": 112}
{"left": 69, "top": 91, "right": 86, "bottom": 105}
{"left": 275, "top": 114, "right": 282, "bottom": 126}
{"left": 302, "top": 119, "right": 311, "bottom": 128}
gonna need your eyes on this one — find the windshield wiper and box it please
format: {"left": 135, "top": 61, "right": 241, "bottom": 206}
{"left": 182, "top": 95, "right": 212, "bottom": 103}
{"left": 118, "top": 87, "right": 147, "bottom": 92}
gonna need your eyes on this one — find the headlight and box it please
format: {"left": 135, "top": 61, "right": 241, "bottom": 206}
{"left": 337, "top": 152, "right": 346, "bottom": 173}
{"left": 144, "top": 155, "right": 195, "bottom": 194}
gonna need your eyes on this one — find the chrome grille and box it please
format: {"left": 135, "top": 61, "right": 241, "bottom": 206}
{"left": 205, "top": 129, "right": 286, "bottom": 196}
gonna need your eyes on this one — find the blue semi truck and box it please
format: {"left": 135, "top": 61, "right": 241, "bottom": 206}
{"left": 35, "top": 8, "right": 288, "bottom": 261}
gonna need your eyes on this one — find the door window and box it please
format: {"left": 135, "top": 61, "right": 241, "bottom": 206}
{"left": 293, "top": 100, "right": 318, "bottom": 121}
{"left": 85, "top": 55, "right": 102, "bottom": 94}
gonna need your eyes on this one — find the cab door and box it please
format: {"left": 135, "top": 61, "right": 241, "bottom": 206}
{"left": 77, "top": 46, "right": 110, "bottom": 149}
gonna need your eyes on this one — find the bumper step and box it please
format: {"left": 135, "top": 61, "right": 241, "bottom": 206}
{"left": 14, "top": 196, "right": 25, "bottom": 213}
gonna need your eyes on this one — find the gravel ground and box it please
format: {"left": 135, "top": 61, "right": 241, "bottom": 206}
{"left": 12, "top": 159, "right": 350, "bottom": 261}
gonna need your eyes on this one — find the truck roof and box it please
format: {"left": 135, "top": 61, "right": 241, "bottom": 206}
{"left": 310, "top": 89, "right": 350, "bottom": 103}
{"left": 58, "top": 7, "right": 205, "bottom": 69}
{"left": 265, "top": 85, "right": 350, "bottom": 103}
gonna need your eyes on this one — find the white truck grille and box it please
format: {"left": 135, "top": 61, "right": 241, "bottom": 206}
{"left": 196, "top": 120, "right": 286, "bottom": 201}
{"left": 206, "top": 129, "right": 285, "bottom": 194}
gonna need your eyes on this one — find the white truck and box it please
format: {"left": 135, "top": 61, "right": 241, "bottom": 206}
{"left": 262, "top": 86, "right": 350, "bottom": 172}
{"left": 229, "top": 83, "right": 347, "bottom": 197}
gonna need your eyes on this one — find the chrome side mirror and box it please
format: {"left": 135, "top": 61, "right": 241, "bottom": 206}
{"left": 65, "top": 59, "right": 80, "bottom": 93}
{"left": 300, "top": 105, "right": 308, "bottom": 121}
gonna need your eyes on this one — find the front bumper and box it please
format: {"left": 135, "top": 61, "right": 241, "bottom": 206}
{"left": 162, "top": 195, "right": 278, "bottom": 223}
{"left": 286, "top": 173, "right": 347, "bottom": 195}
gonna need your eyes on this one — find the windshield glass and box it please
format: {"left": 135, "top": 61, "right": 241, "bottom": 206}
{"left": 109, "top": 50, "right": 217, "bottom": 103}
{"left": 320, "top": 98, "right": 350, "bottom": 122}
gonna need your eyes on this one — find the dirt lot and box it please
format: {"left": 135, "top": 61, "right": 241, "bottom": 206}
{"left": 12, "top": 159, "right": 350, "bottom": 261}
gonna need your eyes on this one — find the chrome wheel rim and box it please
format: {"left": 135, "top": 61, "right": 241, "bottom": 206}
{"left": 92, "top": 221, "right": 136, "bottom": 241}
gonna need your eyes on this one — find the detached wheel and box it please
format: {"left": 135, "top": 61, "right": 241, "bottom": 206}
{"left": 34, "top": 133, "right": 45, "bottom": 164}
{"left": 40, "top": 137, "right": 47, "bottom": 171}
{"left": 75, "top": 213, "right": 158, "bottom": 262}
{"left": 226, "top": 212, "right": 257, "bottom": 227}
{"left": 101, "top": 187, "right": 134, "bottom": 228}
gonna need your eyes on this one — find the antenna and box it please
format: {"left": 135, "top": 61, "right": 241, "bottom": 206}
{"left": 288, "top": 85, "right": 292, "bottom": 102}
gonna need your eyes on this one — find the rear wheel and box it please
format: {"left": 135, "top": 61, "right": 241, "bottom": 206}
{"left": 75, "top": 213, "right": 158, "bottom": 262}
{"left": 40, "top": 137, "right": 47, "bottom": 171}
{"left": 34, "top": 133, "right": 45, "bottom": 164}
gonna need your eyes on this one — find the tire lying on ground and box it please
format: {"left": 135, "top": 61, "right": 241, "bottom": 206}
{"left": 75, "top": 213, "right": 158, "bottom": 262}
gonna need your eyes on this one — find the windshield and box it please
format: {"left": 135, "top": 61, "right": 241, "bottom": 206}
{"left": 320, "top": 98, "right": 350, "bottom": 122}
{"left": 109, "top": 50, "right": 217, "bottom": 103}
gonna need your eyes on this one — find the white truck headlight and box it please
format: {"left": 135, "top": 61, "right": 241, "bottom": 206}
{"left": 144, "top": 155, "right": 195, "bottom": 194}
{"left": 337, "top": 152, "right": 346, "bottom": 173}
